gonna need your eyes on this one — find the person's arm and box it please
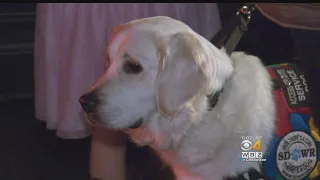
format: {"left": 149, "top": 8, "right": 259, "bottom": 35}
{"left": 256, "top": 3, "right": 320, "bottom": 31}
{"left": 90, "top": 126, "right": 127, "bottom": 180}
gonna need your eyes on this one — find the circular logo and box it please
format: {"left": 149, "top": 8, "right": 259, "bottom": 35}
{"left": 277, "top": 131, "right": 317, "bottom": 180}
{"left": 241, "top": 140, "right": 252, "bottom": 151}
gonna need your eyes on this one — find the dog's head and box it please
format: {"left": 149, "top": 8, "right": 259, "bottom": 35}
{"left": 79, "top": 16, "right": 233, "bottom": 131}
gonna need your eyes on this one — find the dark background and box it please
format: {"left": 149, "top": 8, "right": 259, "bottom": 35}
{"left": 0, "top": 3, "right": 296, "bottom": 180}
{"left": 0, "top": 3, "right": 35, "bottom": 99}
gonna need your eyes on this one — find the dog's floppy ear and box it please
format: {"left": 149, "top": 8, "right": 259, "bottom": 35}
{"left": 105, "top": 24, "right": 124, "bottom": 67}
{"left": 107, "top": 24, "right": 124, "bottom": 47}
{"left": 156, "top": 32, "right": 209, "bottom": 118}
{"left": 111, "top": 24, "right": 124, "bottom": 37}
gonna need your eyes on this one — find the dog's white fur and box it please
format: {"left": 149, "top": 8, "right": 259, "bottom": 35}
{"left": 89, "top": 16, "right": 276, "bottom": 180}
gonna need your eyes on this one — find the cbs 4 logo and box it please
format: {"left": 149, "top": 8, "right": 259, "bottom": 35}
{"left": 241, "top": 139, "right": 262, "bottom": 151}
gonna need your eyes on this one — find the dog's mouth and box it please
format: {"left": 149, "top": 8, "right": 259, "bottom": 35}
{"left": 84, "top": 112, "right": 103, "bottom": 126}
{"left": 128, "top": 118, "right": 144, "bottom": 129}
{"left": 87, "top": 116, "right": 98, "bottom": 125}
{"left": 84, "top": 112, "right": 144, "bottom": 130}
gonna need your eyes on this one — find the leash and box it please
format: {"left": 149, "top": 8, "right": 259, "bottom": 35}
{"left": 210, "top": 6, "right": 267, "bottom": 179}
{"left": 210, "top": 4, "right": 256, "bottom": 55}
{"left": 207, "top": 4, "right": 256, "bottom": 110}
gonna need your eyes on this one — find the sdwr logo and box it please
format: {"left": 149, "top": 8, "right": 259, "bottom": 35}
{"left": 277, "top": 131, "right": 317, "bottom": 180}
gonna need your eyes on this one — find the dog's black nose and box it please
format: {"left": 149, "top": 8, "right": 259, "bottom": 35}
{"left": 79, "top": 92, "right": 99, "bottom": 113}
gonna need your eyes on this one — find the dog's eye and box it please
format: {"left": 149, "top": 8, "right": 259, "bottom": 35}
{"left": 123, "top": 56, "right": 143, "bottom": 74}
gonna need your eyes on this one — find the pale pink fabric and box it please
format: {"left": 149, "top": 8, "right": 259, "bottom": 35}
{"left": 34, "top": 3, "right": 221, "bottom": 139}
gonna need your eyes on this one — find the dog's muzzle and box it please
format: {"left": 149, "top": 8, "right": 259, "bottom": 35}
{"left": 79, "top": 91, "right": 99, "bottom": 114}
{"left": 79, "top": 91, "right": 144, "bottom": 129}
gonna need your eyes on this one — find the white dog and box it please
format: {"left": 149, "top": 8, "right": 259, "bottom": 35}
{"left": 79, "top": 16, "right": 276, "bottom": 180}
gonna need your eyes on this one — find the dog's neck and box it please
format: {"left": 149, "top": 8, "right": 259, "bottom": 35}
{"left": 139, "top": 94, "right": 222, "bottom": 178}
{"left": 127, "top": 88, "right": 223, "bottom": 152}
{"left": 141, "top": 93, "right": 213, "bottom": 151}
{"left": 144, "top": 52, "right": 235, "bottom": 151}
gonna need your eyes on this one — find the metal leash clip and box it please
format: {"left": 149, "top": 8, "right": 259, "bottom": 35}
{"left": 236, "top": 4, "right": 256, "bottom": 31}
{"left": 210, "top": 3, "right": 256, "bottom": 55}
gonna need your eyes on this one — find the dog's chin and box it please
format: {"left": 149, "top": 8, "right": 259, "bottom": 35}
{"left": 84, "top": 112, "right": 144, "bottom": 130}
